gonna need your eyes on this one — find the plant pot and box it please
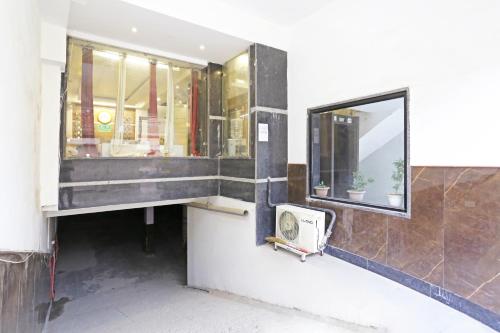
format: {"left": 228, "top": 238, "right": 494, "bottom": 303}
{"left": 314, "top": 186, "right": 330, "bottom": 197}
{"left": 387, "top": 193, "right": 403, "bottom": 207}
{"left": 347, "top": 190, "right": 366, "bottom": 201}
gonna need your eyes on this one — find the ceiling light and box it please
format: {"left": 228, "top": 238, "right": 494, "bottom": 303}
{"left": 131, "top": 26, "right": 138, "bottom": 33}
{"left": 157, "top": 98, "right": 161, "bottom": 102}
{"left": 94, "top": 50, "right": 121, "bottom": 61}
{"left": 175, "top": 85, "right": 179, "bottom": 89}
{"left": 126, "top": 55, "right": 149, "bottom": 66}
{"left": 199, "top": 45, "right": 205, "bottom": 51}
{"left": 237, "top": 53, "right": 249, "bottom": 66}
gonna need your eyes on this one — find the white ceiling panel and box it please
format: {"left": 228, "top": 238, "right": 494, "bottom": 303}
{"left": 67, "top": 0, "right": 252, "bottom": 64}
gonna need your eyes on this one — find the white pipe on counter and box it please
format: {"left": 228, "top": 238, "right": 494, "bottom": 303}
{"left": 187, "top": 202, "right": 248, "bottom": 216}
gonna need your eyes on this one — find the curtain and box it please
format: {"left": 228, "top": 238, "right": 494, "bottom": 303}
{"left": 190, "top": 71, "right": 199, "bottom": 156}
{"left": 148, "top": 62, "right": 160, "bottom": 155}
{"left": 148, "top": 62, "right": 158, "bottom": 140}
{"left": 165, "top": 64, "right": 175, "bottom": 154}
{"left": 80, "top": 47, "right": 97, "bottom": 157}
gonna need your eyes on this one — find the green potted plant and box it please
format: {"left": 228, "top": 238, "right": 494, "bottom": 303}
{"left": 347, "top": 171, "right": 374, "bottom": 201}
{"left": 387, "top": 159, "right": 404, "bottom": 207}
{"left": 313, "top": 180, "right": 330, "bottom": 197}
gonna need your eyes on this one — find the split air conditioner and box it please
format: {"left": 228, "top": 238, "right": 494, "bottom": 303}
{"left": 275, "top": 204, "right": 325, "bottom": 256}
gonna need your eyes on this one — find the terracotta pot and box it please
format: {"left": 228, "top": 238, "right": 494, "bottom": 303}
{"left": 387, "top": 193, "right": 403, "bottom": 207}
{"left": 347, "top": 190, "right": 366, "bottom": 201}
{"left": 314, "top": 186, "right": 330, "bottom": 197}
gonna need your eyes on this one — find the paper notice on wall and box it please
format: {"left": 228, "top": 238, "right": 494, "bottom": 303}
{"left": 258, "top": 123, "right": 268, "bottom": 142}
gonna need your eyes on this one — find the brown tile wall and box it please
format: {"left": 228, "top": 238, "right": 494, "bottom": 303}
{"left": 288, "top": 164, "right": 500, "bottom": 315}
{"left": 0, "top": 252, "right": 50, "bottom": 333}
{"left": 288, "top": 164, "right": 307, "bottom": 205}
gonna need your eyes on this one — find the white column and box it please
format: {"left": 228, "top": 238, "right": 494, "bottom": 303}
{"left": 144, "top": 207, "right": 155, "bottom": 225}
{"left": 40, "top": 21, "right": 67, "bottom": 210}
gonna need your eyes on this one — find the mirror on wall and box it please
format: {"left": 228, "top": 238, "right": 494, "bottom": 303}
{"left": 309, "top": 90, "right": 408, "bottom": 212}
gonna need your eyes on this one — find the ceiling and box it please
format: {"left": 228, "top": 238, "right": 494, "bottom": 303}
{"left": 216, "top": 0, "right": 334, "bottom": 26}
{"left": 67, "top": 0, "right": 252, "bottom": 64}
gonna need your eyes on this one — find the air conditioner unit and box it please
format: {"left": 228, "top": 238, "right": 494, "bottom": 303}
{"left": 275, "top": 205, "right": 325, "bottom": 260}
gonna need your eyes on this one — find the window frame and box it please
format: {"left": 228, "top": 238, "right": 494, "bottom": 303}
{"left": 60, "top": 37, "right": 209, "bottom": 160}
{"left": 307, "top": 88, "right": 411, "bottom": 218}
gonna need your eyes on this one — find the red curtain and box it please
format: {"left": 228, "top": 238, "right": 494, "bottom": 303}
{"left": 190, "top": 71, "right": 199, "bottom": 156}
{"left": 80, "top": 47, "right": 97, "bottom": 157}
{"left": 148, "top": 62, "right": 158, "bottom": 140}
{"left": 147, "top": 62, "right": 160, "bottom": 156}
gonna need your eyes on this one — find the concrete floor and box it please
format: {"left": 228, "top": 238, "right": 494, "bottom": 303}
{"left": 46, "top": 207, "right": 383, "bottom": 333}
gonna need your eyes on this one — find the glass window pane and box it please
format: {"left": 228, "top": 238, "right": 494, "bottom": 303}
{"left": 65, "top": 41, "right": 120, "bottom": 158}
{"left": 63, "top": 38, "right": 207, "bottom": 159}
{"left": 223, "top": 52, "right": 249, "bottom": 157}
{"left": 172, "top": 66, "right": 191, "bottom": 156}
{"left": 310, "top": 93, "right": 407, "bottom": 212}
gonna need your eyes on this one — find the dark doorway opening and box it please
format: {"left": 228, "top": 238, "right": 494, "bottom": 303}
{"left": 49, "top": 205, "right": 186, "bottom": 325}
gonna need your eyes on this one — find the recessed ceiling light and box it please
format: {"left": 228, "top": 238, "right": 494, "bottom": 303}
{"left": 131, "top": 26, "right": 138, "bottom": 33}
{"left": 176, "top": 85, "right": 179, "bottom": 89}
{"left": 94, "top": 50, "right": 121, "bottom": 61}
{"left": 125, "top": 55, "right": 149, "bottom": 66}
{"left": 157, "top": 97, "right": 161, "bottom": 102}
{"left": 199, "top": 44, "right": 205, "bottom": 51}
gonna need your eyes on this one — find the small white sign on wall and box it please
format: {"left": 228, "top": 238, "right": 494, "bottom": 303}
{"left": 258, "top": 123, "right": 268, "bottom": 142}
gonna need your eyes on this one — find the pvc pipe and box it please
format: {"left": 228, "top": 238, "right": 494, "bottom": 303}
{"left": 187, "top": 202, "right": 248, "bottom": 216}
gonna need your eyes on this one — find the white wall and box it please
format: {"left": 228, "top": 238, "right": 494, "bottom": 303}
{"left": 288, "top": 0, "right": 500, "bottom": 166}
{"left": 0, "top": 1, "right": 48, "bottom": 252}
{"left": 40, "top": 21, "right": 66, "bottom": 209}
{"left": 188, "top": 197, "right": 495, "bottom": 332}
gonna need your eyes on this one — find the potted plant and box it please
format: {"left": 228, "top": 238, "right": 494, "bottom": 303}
{"left": 313, "top": 180, "right": 330, "bottom": 197}
{"left": 387, "top": 159, "right": 404, "bottom": 207}
{"left": 347, "top": 171, "right": 374, "bottom": 201}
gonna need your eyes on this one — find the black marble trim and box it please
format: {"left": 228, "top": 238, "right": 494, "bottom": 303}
{"left": 58, "top": 179, "right": 219, "bottom": 210}
{"left": 219, "top": 179, "right": 255, "bottom": 203}
{"left": 431, "top": 287, "right": 500, "bottom": 332}
{"left": 324, "top": 246, "right": 500, "bottom": 332}
{"left": 219, "top": 158, "right": 255, "bottom": 179}
{"left": 60, "top": 158, "right": 218, "bottom": 182}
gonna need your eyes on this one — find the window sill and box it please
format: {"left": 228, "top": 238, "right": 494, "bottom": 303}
{"left": 307, "top": 196, "right": 411, "bottom": 219}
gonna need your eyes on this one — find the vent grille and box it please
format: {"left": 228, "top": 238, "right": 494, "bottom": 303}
{"left": 279, "top": 211, "right": 299, "bottom": 241}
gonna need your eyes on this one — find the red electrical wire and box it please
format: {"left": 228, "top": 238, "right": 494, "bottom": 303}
{"left": 49, "top": 239, "right": 58, "bottom": 301}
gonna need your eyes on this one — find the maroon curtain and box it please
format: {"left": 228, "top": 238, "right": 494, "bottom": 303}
{"left": 148, "top": 62, "right": 158, "bottom": 139}
{"left": 80, "top": 47, "right": 97, "bottom": 157}
{"left": 147, "top": 62, "right": 160, "bottom": 155}
{"left": 190, "top": 71, "right": 199, "bottom": 156}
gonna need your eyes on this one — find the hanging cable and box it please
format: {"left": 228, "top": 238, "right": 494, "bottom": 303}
{"left": 0, "top": 252, "right": 34, "bottom": 264}
{"left": 49, "top": 239, "right": 58, "bottom": 301}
